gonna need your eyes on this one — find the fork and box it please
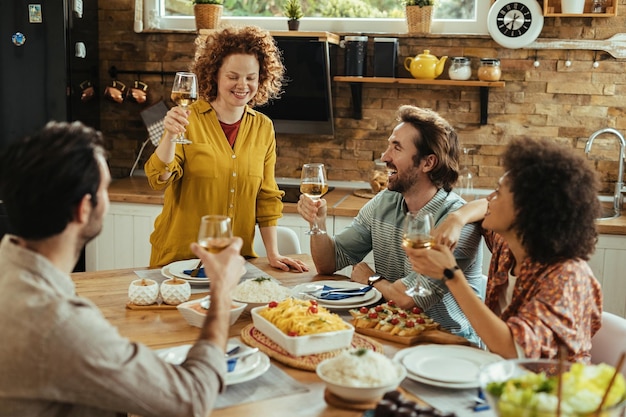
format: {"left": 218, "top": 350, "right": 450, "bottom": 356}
{"left": 189, "top": 260, "right": 203, "bottom": 277}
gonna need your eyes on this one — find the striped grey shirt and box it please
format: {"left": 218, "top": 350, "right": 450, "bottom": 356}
{"left": 334, "top": 189, "right": 484, "bottom": 346}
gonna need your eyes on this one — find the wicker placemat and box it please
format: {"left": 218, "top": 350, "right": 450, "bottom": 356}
{"left": 323, "top": 389, "right": 376, "bottom": 411}
{"left": 240, "top": 324, "right": 383, "bottom": 371}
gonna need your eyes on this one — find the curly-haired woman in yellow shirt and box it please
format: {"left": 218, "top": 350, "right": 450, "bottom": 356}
{"left": 145, "top": 26, "right": 308, "bottom": 273}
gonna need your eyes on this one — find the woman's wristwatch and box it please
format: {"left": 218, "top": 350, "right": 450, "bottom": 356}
{"left": 442, "top": 265, "right": 461, "bottom": 281}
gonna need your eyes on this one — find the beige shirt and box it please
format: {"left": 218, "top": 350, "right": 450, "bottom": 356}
{"left": 0, "top": 235, "right": 226, "bottom": 417}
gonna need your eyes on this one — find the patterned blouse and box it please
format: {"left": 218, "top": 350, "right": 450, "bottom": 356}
{"left": 484, "top": 230, "right": 603, "bottom": 363}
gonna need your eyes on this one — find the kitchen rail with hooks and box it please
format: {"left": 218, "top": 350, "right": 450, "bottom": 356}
{"left": 108, "top": 66, "right": 179, "bottom": 84}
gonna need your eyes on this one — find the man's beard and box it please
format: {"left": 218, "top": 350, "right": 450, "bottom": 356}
{"left": 387, "top": 167, "right": 420, "bottom": 194}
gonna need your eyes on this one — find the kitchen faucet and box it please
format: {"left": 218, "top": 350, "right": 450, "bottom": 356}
{"left": 585, "top": 128, "right": 626, "bottom": 217}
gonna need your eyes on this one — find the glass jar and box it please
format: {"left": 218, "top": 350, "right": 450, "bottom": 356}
{"left": 448, "top": 57, "right": 472, "bottom": 81}
{"left": 478, "top": 58, "right": 501, "bottom": 81}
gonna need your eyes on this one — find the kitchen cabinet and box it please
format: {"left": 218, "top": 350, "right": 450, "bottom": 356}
{"left": 542, "top": 0, "right": 617, "bottom": 16}
{"left": 588, "top": 234, "right": 626, "bottom": 318}
{"left": 85, "top": 202, "right": 162, "bottom": 271}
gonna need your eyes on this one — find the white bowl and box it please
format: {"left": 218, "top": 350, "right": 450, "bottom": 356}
{"left": 316, "top": 350, "right": 407, "bottom": 403}
{"left": 479, "top": 359, "right": 626, "bottom": 417}
{"left": 250, "top": 306, "right": 354, "bottom": 356}
{"left": 177, "top": 297, "right": 247, "bottom": 327}
{"left": 159, "top": 278, "right": 191, "bottom": 305}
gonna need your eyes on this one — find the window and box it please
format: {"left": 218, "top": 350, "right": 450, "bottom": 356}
{"left": 136, "top": 0, "right": 489, "bottom": 34}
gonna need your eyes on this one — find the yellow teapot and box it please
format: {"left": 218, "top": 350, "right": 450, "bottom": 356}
{"left": 404, "top": 50, "right": 448, "bottom": 80}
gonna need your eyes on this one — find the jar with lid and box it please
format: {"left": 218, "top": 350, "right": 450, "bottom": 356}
{"left": 448, "top": 57, "right": 472, "bottom": 81}
{"left": 478, "top": 58, "right": 501, "bottom": 81}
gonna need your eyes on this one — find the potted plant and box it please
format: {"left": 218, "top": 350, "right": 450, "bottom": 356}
{"left": 192, "top": 0, "right": 223, "bottom": 31}
{"left": 403, "top": 0, "right": 436, "bottom": 33}
{"left": 284, "top": 0, "right": 304, "bottom": 31}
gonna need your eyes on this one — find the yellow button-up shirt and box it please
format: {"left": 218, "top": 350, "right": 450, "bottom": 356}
{"left": 145, "top": 100, "right": 283, "bottom": 266}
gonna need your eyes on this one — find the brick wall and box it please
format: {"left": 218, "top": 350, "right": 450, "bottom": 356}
{"left": 98, "top": 0, "right": 626, "bottom": 194}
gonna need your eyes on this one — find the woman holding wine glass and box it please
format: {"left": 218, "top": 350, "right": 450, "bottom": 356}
{"left": 144, "top": 25, "right": 308, "bottom": 273}
{"left": 404, "top": 138, "right": 603, "bottom": 361}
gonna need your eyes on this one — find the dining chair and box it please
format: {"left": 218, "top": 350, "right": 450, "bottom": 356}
{"left": 253, "top": 226, "right": 302, "bottom": 256}
{"left": 590, "top": 311, "right": 626, "bottom": 377}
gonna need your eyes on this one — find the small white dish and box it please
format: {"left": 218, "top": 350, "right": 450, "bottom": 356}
{"left": 128, "top": 278, "right": 159, "bottom": 306}
{"left": 159, "top": 278, "right": 191, "bottom": 305}
{"left": 291, "top": 281, "right": 376, "bottom": 305}
{"left": 177, "top": 296, "right": 247, "bottom": 327}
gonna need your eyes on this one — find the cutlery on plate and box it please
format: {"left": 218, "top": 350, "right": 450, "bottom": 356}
{"left": 226, "top": 347, "right": 259, "bottom": 361}
{"left": 301, "top": 285, "right": 371, "bottom": 295}
{"left": 189, "top": 260, "right": 203, "bottom": 277}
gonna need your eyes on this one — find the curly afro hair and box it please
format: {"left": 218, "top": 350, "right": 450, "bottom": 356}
{"left": 502, "top": 137, "right": 601, "bottom": 263}
{"left": 191, "top": 25, "right": 284, "bottom": 107}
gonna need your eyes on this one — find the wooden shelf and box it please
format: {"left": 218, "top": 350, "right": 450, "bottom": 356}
{"left": 334, "top": 76, "right": 506, "bottom": 125}
{"left": 542, "top": 0, "right": 617, "bottom": 16}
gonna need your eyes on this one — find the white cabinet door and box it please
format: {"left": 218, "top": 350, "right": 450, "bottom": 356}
{"left": 589, "top": 234, "right": 626, "bottom": 318}
{"left": 85, "top": 202, "right": 162, "bottom": 271}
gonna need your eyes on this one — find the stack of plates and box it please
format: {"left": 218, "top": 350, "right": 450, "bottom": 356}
{"left": 290, "top": 280, "right": 382, "bottom": 310}
{"left": 161, "top": 259, "right": 210, "bottom": 286}
{"left": 393, "top": 345, "right": 502, "bottom": 389}
{"left": 157, "top": 343, "right": 271, "bottom": 385}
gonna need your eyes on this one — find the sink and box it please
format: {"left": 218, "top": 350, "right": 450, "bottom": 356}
{"left": 598, "top": 206, "right": 620, "bottom": 221}
{"left": 278, "top": 184, "right": 335, "bottom": 204}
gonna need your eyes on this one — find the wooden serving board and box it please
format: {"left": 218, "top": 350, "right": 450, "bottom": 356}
{"left": 354, "top": 327, "right": 470, "bottom": 346}
{"left": 125, "top": 301, "right": 178, "bottom": 310}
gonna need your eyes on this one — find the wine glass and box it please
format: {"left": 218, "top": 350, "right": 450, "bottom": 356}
{"left": 170, "top": 72, "right": 198, "bottom": 144}
{"left": 402, "top": 211, "right": 435, "bottom": 297}
{"left": 197, "top": 215, "right": 233, "bottom": 253}
{"left": 300, "top": 163, "right": 329, "bottom": 235}
{"left": 458, "top": 147, "right": 475, "bottom": 200}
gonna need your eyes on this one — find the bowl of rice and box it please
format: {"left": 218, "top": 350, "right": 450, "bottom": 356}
{"left": 232, "top": 277, "right": 292, "bottom": 310}
{"left": 316, "top": 348, "right": 407, "bottom": 403}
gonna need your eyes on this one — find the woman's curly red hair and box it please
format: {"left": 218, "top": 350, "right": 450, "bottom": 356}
{"left": 191, "top": 26, "right": 284, "bottom": 107}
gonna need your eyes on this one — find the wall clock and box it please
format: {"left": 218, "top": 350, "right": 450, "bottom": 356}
{"left": 487, "top": 0, "right": 544, "bottom": 49}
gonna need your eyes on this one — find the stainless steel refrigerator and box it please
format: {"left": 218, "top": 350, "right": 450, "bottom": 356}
{"left": 0, "top": 0, "right": 100, "bottom": 148}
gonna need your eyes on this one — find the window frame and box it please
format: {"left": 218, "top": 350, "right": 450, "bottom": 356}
{"left": 136, "top": 0, "right": 490, "bottom": 34}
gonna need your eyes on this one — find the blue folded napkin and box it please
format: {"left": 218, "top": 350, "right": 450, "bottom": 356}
{"left": 182, "top": 268, "right": 206, "bottom": 278}
{"left": 316, "top": 285, "right": 373, "bottom": 300}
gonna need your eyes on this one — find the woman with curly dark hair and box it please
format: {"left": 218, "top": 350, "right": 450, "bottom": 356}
{"left": 145, "top": 26, "right": 308, "bottom": 272}
{"left": 404, "top": 137, "right": 603, "bottom": 362}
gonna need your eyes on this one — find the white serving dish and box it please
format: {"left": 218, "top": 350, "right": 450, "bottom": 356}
{"left": 317, "top": 356, "right": 406, "bottom": 403}
{"left": 250, "top": 306, "right": 354, "bottom": 356}
{"left": 177, "top": 296, "right": 247, "bottom": 327}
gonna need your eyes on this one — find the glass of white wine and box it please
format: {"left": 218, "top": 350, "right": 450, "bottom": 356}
{"left": 197, "top": 215, "right": 233, "bottom": 253}
{"left": 170, "top": 71, "right": 198, "bottom": 144}
{"left": 402, "top": 211, "right": 435, "bottom": 297}
{"left": 300, "top": 163, "right": 329, "bottom": 235}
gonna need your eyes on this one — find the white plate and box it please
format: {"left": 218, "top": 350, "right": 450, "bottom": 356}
{"left": 161, "top": 260, "right": 211, "bottom": 284}
{"left": 393, "top": 345, "right": 503, "bottom": 389}
{"left": 156, "top": 344, "right": 270, "bottom": 386}
{"left": 291, "top": 281, "right": 377, "bottom": 306}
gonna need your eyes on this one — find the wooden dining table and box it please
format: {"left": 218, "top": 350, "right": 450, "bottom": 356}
{"left": 71, "top": 254, "right": 426, "bottom": 417}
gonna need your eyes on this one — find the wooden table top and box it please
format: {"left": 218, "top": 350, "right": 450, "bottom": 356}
{"left": 71, "top": 254, "right": 415, "bottom": 417}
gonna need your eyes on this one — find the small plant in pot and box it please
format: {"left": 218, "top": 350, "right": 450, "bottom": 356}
{"left": 403, "top": 0, "right": 436, "bottom": 33}
{"left": 191, "top": 0, "right": 224, "bottom": 30}
{"left": 284, "top": 0, "right": 304, "bottom": 31}
{"left": 403, "top": 0, "right": 435, "bottom": 6}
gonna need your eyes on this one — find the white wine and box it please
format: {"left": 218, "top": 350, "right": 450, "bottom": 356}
{"left": 300, "top": 181, "right": 329, "bottom": 198}
{"left": 402, "top": 235, "right": 434, "bottom": 249}
{"left": 198, "top": 237, "right": 232, "bottom": 254}
{"left": 171, "top": 91, "right": 197, "bottom": 108}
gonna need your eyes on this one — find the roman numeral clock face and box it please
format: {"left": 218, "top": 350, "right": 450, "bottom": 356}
{"left": 487, "top": 0, "right": 544, "bottom": 49}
